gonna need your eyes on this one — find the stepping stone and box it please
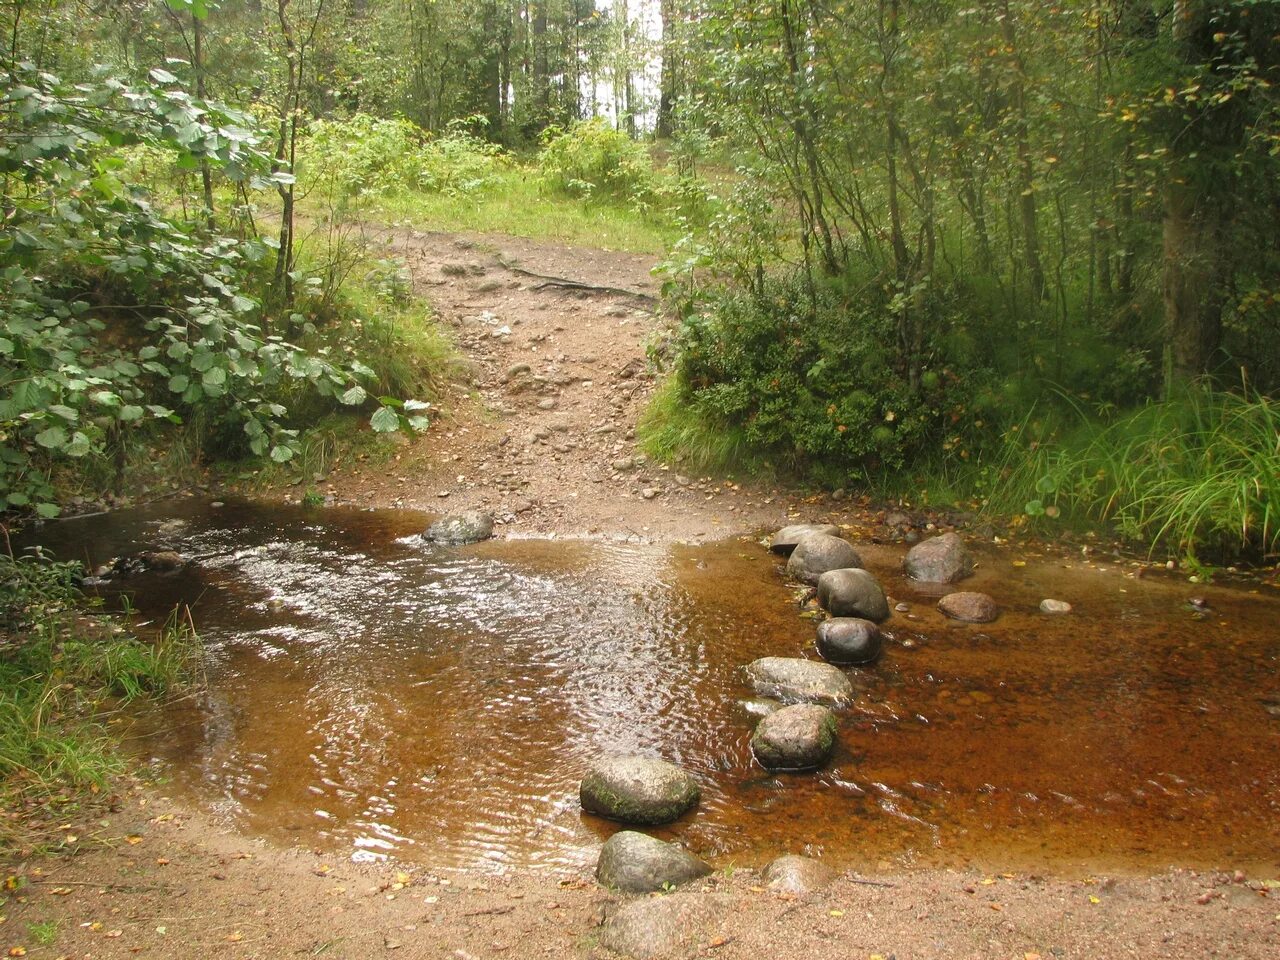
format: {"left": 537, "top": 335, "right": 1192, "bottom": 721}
{"left": 786, "top": 534, "right": 863, "bottom": 585}
{"left": 579, "top": 755, "right": 700, "bottom": 825}
{"left": 745, "top": 657, "right": 853, "bottom": 706}
{"left": 938, "top": 591, "right": 999, "bottom": 623}
{"left": 816, "top": 568, "right": 890, "bottom": 622}
{"left": 904, "top": 532, "right": 973, "bottom": 583}
{"left": 751, "top": 703, "right": 838, "bottom": 771}
{"left": 816, "top": 617, "right": 882, "bottom": 665}
{"left": 769, "top": 523, "right": 840, "bottom": 556}
{"left": 596, "top": 831, "right": 712, "bottom": 894}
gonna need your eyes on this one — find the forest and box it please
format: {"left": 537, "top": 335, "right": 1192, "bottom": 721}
{"left": 2, "top": 0, "right": 1278, "bottom": 562}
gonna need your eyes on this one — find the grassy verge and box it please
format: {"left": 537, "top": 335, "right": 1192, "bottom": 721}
{"left": 0, "top": 551, "right": 200, "bottom": 856}
{"left": 366, "top": 171, "right": 678, "bottom": 254}
{"left": 977, "top": 386, "right": 1280, "bottom": 563}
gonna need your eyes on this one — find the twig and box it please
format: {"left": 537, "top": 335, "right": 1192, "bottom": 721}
{"left": 846, "top": 877, "right": 896, "bottom": 888}
{"left": 462, "top": 905, "right": 514, "bottom": 917}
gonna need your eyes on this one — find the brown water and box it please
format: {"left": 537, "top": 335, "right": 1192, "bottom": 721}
{"left": 25, "top": 500, "right": 1280, "bottom": 876}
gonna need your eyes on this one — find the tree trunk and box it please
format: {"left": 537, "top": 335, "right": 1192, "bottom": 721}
{"left": 998, "top": 0, "right": 1046, "bottom": 302}
{"left": 1161, "top": 170, "right": 1223, "bottom": 386}
{"left": 656, "top": 0, "right": 677, "bottom": 139}
{"left": 192, "top": 12, "right": 214, "bottom": 230}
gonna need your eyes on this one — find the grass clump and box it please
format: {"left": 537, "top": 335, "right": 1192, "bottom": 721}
{"left": 985, "top": 386, "right": 1280, "bottom": 562}
{"left": 0, "top": 550, "right": 200, "bottom": 850}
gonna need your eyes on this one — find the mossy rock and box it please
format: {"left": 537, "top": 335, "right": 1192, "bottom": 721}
{"left": 580, "top": 755, "right": 701, "bottom": 826}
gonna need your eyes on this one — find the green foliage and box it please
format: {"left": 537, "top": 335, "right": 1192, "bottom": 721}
{"left": 0, "top": 552, "right": 201, "bottom": 814}
{"left": 538, "top": 118, "right": 658, "bottom": 205}
{"left": 986, "top": 386, "right": 1280, "bottom": 560}
{"left": 303, "top": 114, "right": 509, "bottom": 200}
{"left": 648, "top": 269, "right": 991, "bottom": 486}
{"left": 0, "top": 69, "right": 427, "bottom": 515}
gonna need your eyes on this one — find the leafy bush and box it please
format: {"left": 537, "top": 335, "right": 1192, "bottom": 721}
{"left": 303, "top": 114, "right": 508, "bottom": 199}
{"left": 644, "top": 270, "right": 991, "bottom": 486}
{"left": 537, "top": 118, "right": 657, "bottom": 205}
{"left": 0, "top": 69, "right": 427, "bottom": 516}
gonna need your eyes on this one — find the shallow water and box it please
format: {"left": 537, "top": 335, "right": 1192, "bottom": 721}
{"left": 23, "top": 500, "right": 1280, "bottom": 875}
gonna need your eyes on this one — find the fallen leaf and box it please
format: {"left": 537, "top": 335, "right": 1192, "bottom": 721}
{"left": 125, "top": 836, "right": 143, "bottom": 845}
{"left": 829, "top": 909, "right": 844, "bottom": 917}
{"left": 155, "top": 858, "right": 170, "bottom": 866}
{"left": 8, "top": 948, "right": 26, "bottom": 957}
{"left": 981, "top": 878, "right": 997, "bottom": 886}
{"left": 225, "top": 931, "right": 243, "bottom": 943}
{"left": 394, "top": 871, "right": 412, "bottom": 887}
{"left": 104, "top": 929, "right": 122, "bottom": 938}
{"left": 50, "top": 887, "right": 71, "bottom": 896}
{"left": 1089, "top": 896, "right": 1100, "bottom": 904}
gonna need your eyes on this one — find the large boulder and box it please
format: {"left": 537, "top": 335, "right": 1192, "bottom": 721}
{"left": 938, "top": 591, "right": 999, "bottom": 623}
{"left": 600, "top": 893, "right": 732, "bottom": 960}
{"left": 904, "top": 532, "right": 973, "bottom": 583}
{"left": 745, "top": 657, "right": 853, "bottom": 706}
{"left": 816, "top": 568, "right": 890, "bottom": 623}
{"left": 815, "top": 618, "right": 882, "bottom": 666}
{"left": 763, "top": 855, "right": 838, "bottom": 895}
{"left": 769, "top": 523, "right": 840, "bottom": 556}
{"left": 595, "top": 831, "right": 713, "bottom": 894}
{"left": 422, "top": 510, "right": 494, "bottom": 545}
{"left": 751, "top": 703, "right": 838, "bottom": 771}
{"left": 786, "top": 534, "right": 862, "bottom": 585}
{"left": 579, "top": 755, "right": 700, "bottom": 825}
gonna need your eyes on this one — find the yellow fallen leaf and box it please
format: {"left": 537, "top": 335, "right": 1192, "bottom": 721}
{"left": 63, "top": 835, "right": 77, "bottom": 844}
{"left": 829, "top": 909, "right": 844, "bottom": 917}
{"left": 126, "top": 836, "right": 143, "bottom": 845}
{"left": 8, "top": 948, "right": 26, "bottom": 957}
{"left": 1089, "top": 895, "right": 1100, "bottom": 904}
{"left": 394, "top": 871, "right": 412, "bottom": 887}
{"left": 50, "top": 887, "right": 71, "bottom": 896}
{"left": 981, "top": 878, "right": 997, "bottom": 885}
{"left": 225, "top": 931, "right": 243, "bottom": 943}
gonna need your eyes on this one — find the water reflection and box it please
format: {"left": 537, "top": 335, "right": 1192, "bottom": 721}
{"left": 21, "top": 499, "right": 1280, "bottom": 875}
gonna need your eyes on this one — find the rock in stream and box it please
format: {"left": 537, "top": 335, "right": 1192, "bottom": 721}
{"left": 745, "top": 657, "right": 853, "bottom": 706}
{"left": 596, "top": 831, "right": 712, "bottom": 894}
{"left": 579, "top": 755, "right": 700, "bottom": 825}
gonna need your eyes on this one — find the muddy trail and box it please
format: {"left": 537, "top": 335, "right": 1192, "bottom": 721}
{"left": 5, "top": 230, "right": 1278, "bottom": 960}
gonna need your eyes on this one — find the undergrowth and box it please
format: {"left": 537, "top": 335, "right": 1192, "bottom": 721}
{"left": 981, "top": 386, "right": 1280, "bottom": 562}
{"left": 0, "top": 549, "right": 201, "bottom": 853}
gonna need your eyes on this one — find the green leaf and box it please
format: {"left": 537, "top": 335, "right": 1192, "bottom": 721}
{"left": 35, "top": 426, "right": 68, "bottom": 449}
{"left": 0, "top": 337, "right": 13, "bottom": 355}
{"left": 1024, "top": 499, "right": 1046, "bottom": 517}
{"left": 202, "top": 366, "right": 227, "bottom": 387}
{"left": 191, "top": 350, "right": 216, "bottom": 372}
{"left": 48, "top": 404, "right": 79, "bottom": 422}
{"left": 35, "top": 503, "right": 62, "bottom": 519}
{"left": 150, "top": 67, "right": 179, "bottom": 85}
{"left": 118, "top": 405, "right": 144, "bottom": 422}
{"left": 340, "top": 385, "right": 367, "bottom": 406}
{"left": 65, "top": 431, "right": 92, "bottom": 457}
{"left": 370, "top": 406, "right": 401, "bottom": 433}
{"left": 168, "top": 374, "right": 190, "bottom": 393}
{"left": 1035, "top": 475, "right": 1058, "bottom": 495}
{"left": 269, "top": 444, "right": 295, "bottom": 463}
{"left": 403, "top": 399, "right": 431, "bottom": 413}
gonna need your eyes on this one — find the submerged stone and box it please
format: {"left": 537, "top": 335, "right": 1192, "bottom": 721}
{"left": 422, "top": 510, "right": 494, "bottom": 545}
{"left": 786, "top": 534, "right": 863, "bottom": 585}
{"left": 579, "top": 755, "right": 700, "bottom": 825}
{"left": 596, "top": 831, "right": 712, "bottom": 894}
{"left": 769, "top": 523, "right": 840, "bottom": 556}
{"left": 816, "top": 617, "right": 882, "bottom": 665}
{"left": 816, "top": 568, "right": 890, "bottom": 623}
{"left": 751, "top": 703, "right": 838, "bottom": 771}
{"left": 904, "top": 532, "right": 973, "bottom": 583}
{"left": 745, "top": 657, "right": 853, "bottom": 706}
{"left": 938, "top": 591, "right": 999, "bottom": 623}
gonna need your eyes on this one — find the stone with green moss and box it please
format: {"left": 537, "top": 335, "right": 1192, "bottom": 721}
{"left": 580, "top": 755, "right": 701, "bottom": 826}
{"left": 750, "top": 703, "right": 838, "bottom": 771}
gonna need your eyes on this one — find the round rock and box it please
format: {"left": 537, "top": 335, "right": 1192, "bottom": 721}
{"left": 769, "top": 523, "right": 840, "bottom": 556}
{"left": 938, "top": 591, "right": 999, "bottom": 623}
{"left": 595, "top": 831, "right": 712, "bottom": 894}
{"left": 751, "top": 703, "right": 838, "bottom": 771}
{"left": 745, "top": 657, "right": 853, "bottom": 706}
{"left": 601, "top": 893, "right": 731, "bottom": 960}
{"left": 579, "top": 756, "right": 700, "bottom": 826}
{"left": 422, "top": 510, "right": 494, "bottom": 545}
{"left": 815, "top": 618, "right": 882, "bottom": 665}
{"left": 904, "top": 532, "right": 973, "bottom": 583}
{"left": 785, "top": 534, "right": 863, "bottom": 585}
{"left": 763, "top": 854, "right": 838, "bottom": 895}
{"left": 816, "top": 568, "right": 890, "bottom": 623}
{"left": 1040, "top": 598, "right": 1072, "bottom": 615}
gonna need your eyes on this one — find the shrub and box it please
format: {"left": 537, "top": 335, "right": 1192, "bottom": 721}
{"left": 303, "top": 114, "right": 508, "bottom": 199}
{"left": 537, "top": 118, "right": 657, "bottom": 205}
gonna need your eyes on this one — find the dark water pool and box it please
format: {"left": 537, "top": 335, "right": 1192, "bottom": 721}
{"left": 21, "top": 499, "right": 1280, "bottom": 875}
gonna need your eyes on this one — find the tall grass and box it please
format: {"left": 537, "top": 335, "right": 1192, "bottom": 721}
{"left": 637, "top": 377, "right": 771, "bottom": 478}
{"left": 0, "top": 552, "right": 201, "bottom": 825}
{"left": 986, "top": 386, "right": 1280, "bottom": 561}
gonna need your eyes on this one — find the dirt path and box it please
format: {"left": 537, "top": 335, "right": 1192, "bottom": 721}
{"left": 5, "top": 231, "right": 1277, "bottom": 959}
{"left": 320, "top": 228, "right": 808, "bottom": 540}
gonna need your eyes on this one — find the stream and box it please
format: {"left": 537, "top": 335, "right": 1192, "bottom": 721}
{"left": 22, "top": 499, "right": 1280, "bottom": 876}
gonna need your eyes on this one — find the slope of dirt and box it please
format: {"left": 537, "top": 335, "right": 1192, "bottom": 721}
{"left": 5, "top": 230, "right": 1277, "bottom": 959}
{"left": 317, "top": 228, "right": 807, "bottom": 540}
